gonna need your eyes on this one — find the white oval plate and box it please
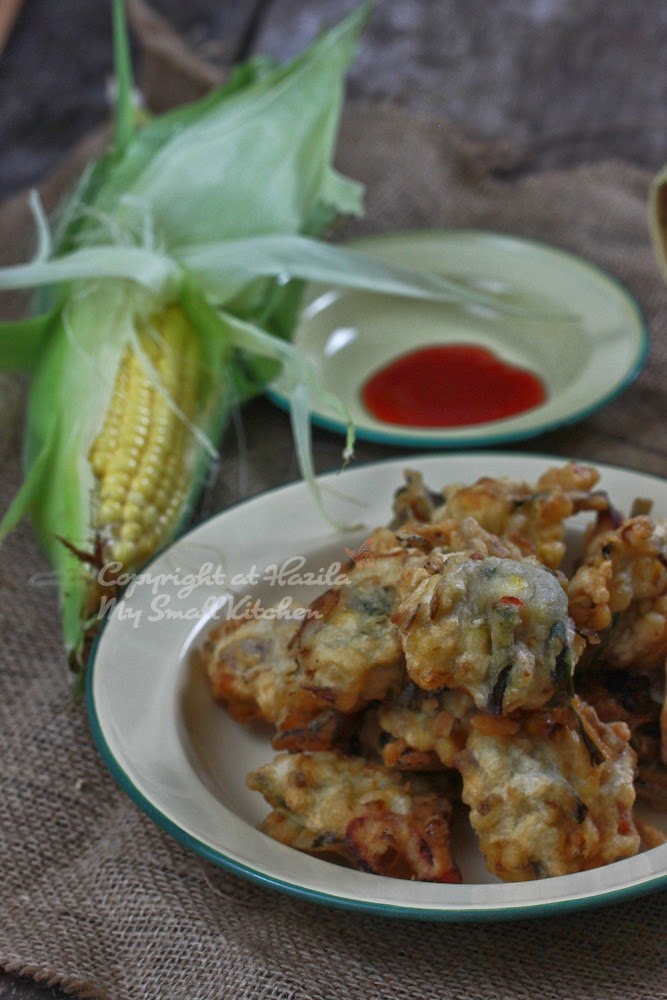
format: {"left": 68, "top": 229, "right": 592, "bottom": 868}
{"left": 268, "top": 231, "right": 648, "bottom": 448}
{"left": 88, "top": 454, "right": 667, "bottom": 920}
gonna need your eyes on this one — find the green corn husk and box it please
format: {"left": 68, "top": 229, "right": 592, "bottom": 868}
{"left": 0, "top": 1, "right": 370, "bottom": 667}
{"left": 0, "top": 0, "right": 577, "bottom": 669}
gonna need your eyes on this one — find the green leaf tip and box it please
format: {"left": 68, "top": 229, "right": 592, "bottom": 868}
{"left": 111, "top": 0, "right": 135, "bottom": 158}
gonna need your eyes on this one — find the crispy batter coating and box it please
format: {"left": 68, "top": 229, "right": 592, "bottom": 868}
{"left": 289, "top": 554, "right": 408, "bottom": 714}
{"left": 394, "top": 554, "right": 576, "bottom": 714}
{"left": 204, "top": 615, "right": 301, "bottom": 724}
{"left": 431, "top": 463, "right": 608, "bottom": 570}
{"left": 456, "top": 698, "right": 639, "bottom": 881}
{"left": 568, "top": 517, "right": 667, "bottom": 631}
{"left": 203, "top": 614, "right": 356, "bottom": 751}
{"left": 248, "top": 751, "right": 461, "bottom": 882}
{"left": 362, "top": 683, "right": 475, "bottom": 771}
{"left": 391, "top": 463, "right": 608, "bottom": 571}
{"left": 601, "top": 598, "right": 667, "bottom": 672}
{"left": 393, "top": 515, "right": 525, "bottom": 561}
{"left": 567, "top": 515, "right": 667, "bottom": 764}
{"left": 391, "top": 469, "right": 445, "bottom": 526}
{"left": 577, "top": 668, "right": 667, "bottom": 809}
{"left": 567, "top": 515, "right": 667, "bottom": 767}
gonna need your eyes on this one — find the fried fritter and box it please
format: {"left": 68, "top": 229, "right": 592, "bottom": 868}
{"left": 203, "top": 613, "right": 356, "bottom": 751}
{"left": 289, "top": 554, "right": 408, "bottom": 714}
{"left": 362, "top": 682, "right": 475, "bottom": 771}
{"left": 394, "top": 554, "right": 577, "bottom": 714}
{"left": 601, "top": 597, "right": 667, "bottom": 673}
{"left": 567, "top": 515, "right": 667, "bottom": 767}
{"left": 204, "top": 614, "right": 301, "bottom": 724}
{"left": 455, "top": 698, "right": 639, "bottom": 881}
{"left": 577, "top": 668, "right": 667, "bottom": 809}
{"left": 393, "top": 515, "right": 525, "bottom": 561}
{"left": 431, "top": 463, "right": 609, "bottom": 570}
{"left": 248, "top": 751, "right": 461, "bottom": 882}
{"left": 568, "top": 516, "right": 667, "bottom": 642}
{"left": 391, "top": 469, "right": 445, "bottom": 526}
{"left": 391, "top": 463, "right": 608, "bottom": 571}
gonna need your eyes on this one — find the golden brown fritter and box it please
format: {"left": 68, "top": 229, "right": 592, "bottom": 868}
{"left": 394, "top": 554, "right": 577, "bottom": 714}
{"left": 391, "top": 469, "right": 445, "bottom": 526}
{"left": 431, "top": 463, "right": 609, "bottom": 570}
{"left": 393, "top": 515, "right": 525, "bottom": 561}
{"left": 203, "top": 613, "right": 356, "bottom": 752}
{"left": 204, "top": 614, "right": 301, "bottom": 724}
{"left": 272, "top": 697, "right": 362, "bottom": 754}
{"left": 391, "top": 463, "right": 609, "bottom": 571}
{"left": 567, "top": 516, "right": 667, "bottom": 648}
{"left": 576, "top": 668, "right": 667, "bottom": 810}
{"left": 362, "top": 682, "right": 475, "bottom": 772}
{"left": 455, "top": 697, "right": 639, "bottom": 881}
{"left": 288, "top": 554, "right": 408, "bottom": 714}
{"left": 248, "top": 751, "right": 461, "bottom": 882}
{"left": 601, "top": 597, "right": 667, "bottom": 673}
{"left": 567, "top": 515, "right": 667, "bottom": 767}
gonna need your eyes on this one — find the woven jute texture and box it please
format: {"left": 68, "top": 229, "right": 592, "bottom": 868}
{"left": 1, "top": 15, "right": 667, "bottom": 1000}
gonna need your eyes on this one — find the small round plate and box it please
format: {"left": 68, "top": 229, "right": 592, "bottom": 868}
{"left": 88, "top": 453, "right": 667, "bottom": 921}
{"left": 267, "top": 230, "right": 648, "bottom": 447}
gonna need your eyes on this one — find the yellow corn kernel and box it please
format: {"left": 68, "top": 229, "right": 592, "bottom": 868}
{"left": 88, "top": 305, "right": 201, "bottom": 572}
{"left": 89, "top": 348, "right": 130, "bottom": 478}
{"left": 119, "top": 523, "right": 143, "bottom": 546}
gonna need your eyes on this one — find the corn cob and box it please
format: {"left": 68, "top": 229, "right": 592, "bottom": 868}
{"left": 28, "top": 287, "right": 222, "bottom": 665}
{"left": 88, "top": 304, "right": 200, "bottom": 572}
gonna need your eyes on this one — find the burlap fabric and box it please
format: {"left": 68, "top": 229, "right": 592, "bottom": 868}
{"left": 1, "top": 13, "right": 667, "bottom": 1000}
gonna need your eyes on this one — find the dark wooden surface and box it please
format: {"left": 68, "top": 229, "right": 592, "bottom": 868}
{"left": 2, "top": 0, "right": 667, "bottom": 997}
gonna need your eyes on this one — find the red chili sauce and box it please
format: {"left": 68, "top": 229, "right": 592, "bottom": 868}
{"left": 361, "top": 344, "right": 546, "bottom": 428}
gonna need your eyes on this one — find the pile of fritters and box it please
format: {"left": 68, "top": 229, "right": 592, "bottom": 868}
{"left": 202, "top": 463, "right": 667, "bottom": 883}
